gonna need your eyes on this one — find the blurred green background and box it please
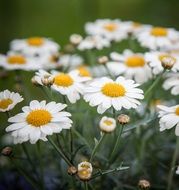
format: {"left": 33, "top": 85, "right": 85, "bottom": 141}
{"left": 0, "top": 0, "right": 179, "bottom": 53}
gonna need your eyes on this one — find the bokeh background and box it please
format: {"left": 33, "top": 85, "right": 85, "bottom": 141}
{"left": 0, "top": 0, "right": 179, "bottom": 53}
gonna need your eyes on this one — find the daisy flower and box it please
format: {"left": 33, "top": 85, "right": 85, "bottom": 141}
{"left": 10, "top": 37, "right": 60, "bottom": 57}
{"left": 107, "top": 49, "right": 152, "bottom": 84}
{"left": 6, "top": 100, "right": 72, "bottom": 144}
{"left": 135, "top": 26, "right": 179, "bottom": 50}
{"left": 99, "top": 116, "right": 116, "bottom": 133}
{"left": 0, "top": 52, "right": 39, "bottom": 71}
{"left": 78, "top": 35, "right": 110, "bottom": 51}
{"left": 145, "top": 51, "right": 179, "bottom": 75}
{"left": 51, "top": 70, "right": 89, "bottom": 103}
{"left": 157, "top": 105, "right": 179, "bottom": 136}
{"left": 163, "top": 73, "right": 179, "bottom": 95}
{"left": 85, "top": 19, "right": 128, "bottom": 42}
{"left": 84, "top": 76, "right": 144, "bottom": 114}
{"left": 0, "top": 90, "right": 23, "bottom": 112}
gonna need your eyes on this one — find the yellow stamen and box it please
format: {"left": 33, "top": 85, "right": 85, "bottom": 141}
{"left": 175, "top": 107, "right": 179, "bottom": 116}
{"left": 126, "top": 56, "right": 145, "bottom": 67}
{"left": 78, "top": 66, "right": 91, "bottom": 77}
{"left": 0, "top": 98, "right": 13, "bottom": 109}
{"left": 27, "top": 37, "right": 44, "bottom": 46}
{"left": 103, "top": 120, "right": 113, "bottom": 126}
{"left": 103, "top": 23, "right": 118, "bottom": 32}
{"left": 150, "top": 27, "right": 168, "bottom": 37}
{"left": 54, "top": 73, "right": 73, "bottom": 87}
{"left": 26, "top": 109, "right": 52, "bottom": 127}
{"left": 7, "top": 55, "right": 26, "bottom": 65}
{"left": 102, "top": 82, "right": 126, "bottom": 97}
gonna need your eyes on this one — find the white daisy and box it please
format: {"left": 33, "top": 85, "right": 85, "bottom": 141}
{"left": 135, "top": 26, "right": 179, "bottom": 50}
{"left": 85, "top": 19, "right": 128, "bottom": 42}
{"left": 145, "top": 51, "right": 179, "bottom": 75}
{"left": 10, "top": 37, "right": 60, "bottom": 57}
{"left": 51, "top": 70, "right": 89, "bottom": 103}
{"left": 0, "top": 90, "right": 23, "bottom": 112}
{"left": 84, "top": 76, "right": 144, "bottom": 114}
{"left": 157, "top": 105, "right": 179, "bottom": 136}
{"left": 6, "top": 100, "right": 72, "bottom": 144}
{"left": 78, "top": 35, "right": 110, "bottom": 51}
{"left": 77, "top": 161, "right": 93, "bottom": 180}
{"left": 163, "top": 73, "right": 179, "bottom": 95}
{"left": 0, "top": 52, "right": 39, "bottom": 71}
{"left": 107, "top": 49, "right": 152, "bottom": 84}
{"left": 99, "top": 116, "right": 116, "bottom": 133}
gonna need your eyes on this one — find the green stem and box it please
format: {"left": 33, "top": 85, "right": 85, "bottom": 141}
{"left": 70, "top": 128, "right": 73, "bottom": 162}
{"left": 90, "top": 133, "right": 106, "bottom": 162}
{"left": 109, "top": 125, "right": 124, "bottom": 164}
{"left": 144, "top": 71, "right": 165, "bottom": 99}
{"left": 84, "top": 181, "right": 88, "bottom": 190}
{"left": 37, "top": 142, "right": 44, "bottom": 190}
{"left": 47, "top": 136, "right": 73, "bottom": 166}
{"left": 167, "top": 137, "right": 179, "bottom": 190}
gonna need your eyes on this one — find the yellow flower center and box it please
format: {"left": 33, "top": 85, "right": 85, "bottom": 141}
{"left": 175, "top": 107, "right": 179, "bottom": 116}
{"left": 7, "top": 55, "right": 26, "bottom": 65}
{"left": 150, "top": 27, "right": 168, "bottom": 37}
{"left": 159, "top": 54, "right": 176, "bottom": 64}
{"left": 126, "top": 56, "right": 145, "bottom": 67}
{"left": 103, "top": 120, "right": 113, "bottom": 126}
{"left": 78, "top": 66, "right": 91, "bottom": 77}
{"left": 0, "top": 98, "right": 13, "bottom": 109}
{"left": 103, "top": 23, "right": 118, "bottom": 32}
{"left": 102, "top": 82, "right": 126, "bottom": 97}
{"left": 26, "top": 109, "right": 52, "bottom": 127}
{"left": 54, "top": 73, "right": 74, "bottom": 87}
{"left": 27, "top": 37, "right": 44, "bottom": 46}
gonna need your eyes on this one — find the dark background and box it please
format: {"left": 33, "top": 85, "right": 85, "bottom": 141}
{"left": 0, "top": 0, "right": 179, "bottom": 53}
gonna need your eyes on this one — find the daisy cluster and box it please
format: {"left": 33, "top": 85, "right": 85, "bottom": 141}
{"left": 1, "top": 18, "right": 179, "bottom": 189}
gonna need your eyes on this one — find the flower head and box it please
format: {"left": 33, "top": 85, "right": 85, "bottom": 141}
{"left": 77, "top": 161, "right": 93, "bottom": 181}
{"left": 0, "top": 90, "right": 23, "bottom": 112}
{"left": 99, "top": 116, "right": 116, "bottom": 133}
{"left": 6, "top": 100, "right": 72, "bottom": 144}
{"left": 84, "top": 76, "right": 144, "bottom": 114}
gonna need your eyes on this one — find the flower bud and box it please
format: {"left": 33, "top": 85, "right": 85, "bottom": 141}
{"left": 67, "top": 166, "right": 77, "bottom": 176}
{"left": 99, "top": 116, "right": 116, "bottom": 133}
{"left": 138, "top": 179, "right": 151, "bottom": 190}
{"left": 77, "top": 161, "right": 93, "bottom": 181}
{"left": 97, "top": 56, "right": 109, "bottom": 65}
{"left": 160, "top": 55, "right": 176, "bottom": 70}
{"left": 117, "top": 114, "right": 130, "bottom": 125}
{"left": 1, "top": 147, "right": 13, "bottom": 157}
{"left": 41, "top": 76, "right": 54, "bottom": 86}
{"left": 31, "top": 76, "right": 40, "bottom": 86}
{"left": 70, "top": 34, "right": 83, "bottom": 46}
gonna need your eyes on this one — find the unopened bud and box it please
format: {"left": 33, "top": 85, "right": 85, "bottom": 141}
{"left": 67, "top": 166, "right": 77, "bottom": 176}
{"left": 99, "top": 116, "right": 116, "bottom": 133}
{"left": 41, "top": 76, "right": 54, "bottom": 86}
{"left": 160, "top": 55, "right": 176, "bottom": 70}
{"left": 138, "top": 179, "right": 151, "bottom": 190}
{"left": 117, "top": 114, "right": 130, "bottom": 125}
{"left": 1, "top": 147, "right": 13, "bottom": 157}
{"left": 77, "top": 161, "right": 93, "bottom": 181}
{"left": 70, "top": 34, "right": 83, "bottom": 46}
{"left": 98, "top": 56, "right": 109, "bottom": 65}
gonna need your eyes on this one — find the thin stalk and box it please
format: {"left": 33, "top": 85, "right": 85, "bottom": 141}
{"left": 109, "top": 125, "right": 124, "bottom": 164}
{"left": 5, "top": 111, "right": 11, "bottom": 118}
{"left": 37, "top": 142, "right": 44, "bottom": 190}
{"left": 70, "top": 128, "right": 73, "bottom": 162}
{"left": 90, "top": 133, "right": 106, "bottom": 162}
{"left": 167, "top": 137, "right": 179, "bottom": 190}
{"left": 84, "top": 181, "right": 88, "bottom": 190}
{"left": 47, "top": 136, "right": 73, "bottom": 166}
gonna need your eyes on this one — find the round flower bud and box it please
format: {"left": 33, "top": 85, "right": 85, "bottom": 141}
{"left": 160, "top": 55, "right": 176, "bottom": 70}
{"left": 99, "top": 116, "right": 116, "bottom": 133}
{"left": 117, "top": 114, "right": 130, "bottom": 125}
{"left": 77, "top": 161, "right": 93, "bottom": 181}
{"left": 1, "top": 147, "right": 13, "bottom": 157}
{"left": 41, "top": 76, "right": 54, "bottom": 86}
{"left": 138, "top": 179, "right": 151, "bottom": 190}
{"left": 97, "top": 56, "right": 109, "bottom": 65}
{"left": 64, "top": 44, "right": 75, "bottom": 53}
{"left": 70, "top": 34, "right": 83, "bottom": 45}
{"left": 67, "top": 166, "right": 77, "bottom": 176}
